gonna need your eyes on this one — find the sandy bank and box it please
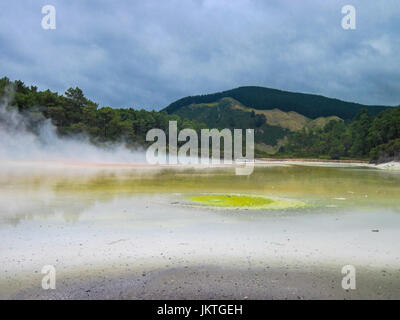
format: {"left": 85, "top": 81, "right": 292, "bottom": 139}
{"left": 257, "top": 158, "right": 400, "bottom": 171}
{"left": 376, "top": 161, "right": 400, "bottom": 170}
{"left": 257, "top": 158, "right": 369, "bottom": 164}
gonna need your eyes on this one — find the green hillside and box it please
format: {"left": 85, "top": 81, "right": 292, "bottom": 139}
{"left": 170, "top": 97, "right": 289, "bottom": 147}
{"left": 164, "top": 86, "right": 389, "bottom": 120}
{"left": 169, "top": 97, "right": 348, "bottom": 155}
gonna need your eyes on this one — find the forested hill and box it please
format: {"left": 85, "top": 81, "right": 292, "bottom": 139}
{"left": 2, "top": 77, "right": 399, "bottom": 162}
{"left": 163, "top": 86, "right": 389, "bottom": 120}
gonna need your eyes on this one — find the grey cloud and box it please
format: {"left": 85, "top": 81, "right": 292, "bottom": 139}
{"left": 0, "top": 0, "right": 399, "bottom": 110}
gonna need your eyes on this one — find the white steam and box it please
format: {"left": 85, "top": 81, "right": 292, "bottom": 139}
{"left": 0, "top": 90, "right": 146, "bottom": 163}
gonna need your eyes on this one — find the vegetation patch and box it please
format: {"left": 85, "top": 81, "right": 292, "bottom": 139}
{"left": 189, "top": 194, "right": 306, "bottom": 210}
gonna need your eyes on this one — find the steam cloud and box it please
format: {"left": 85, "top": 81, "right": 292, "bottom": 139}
{"left": 0, "top": 89, "right": 146, "bottom": 164}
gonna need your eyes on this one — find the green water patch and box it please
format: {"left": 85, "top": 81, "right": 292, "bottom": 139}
{"left": 189, "top": 194, "right": 307, "bottom": 210}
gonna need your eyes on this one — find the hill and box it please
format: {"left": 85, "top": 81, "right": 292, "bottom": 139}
{"left": 168, "top": 97, "right": 345, "bottom": 155}
{"left": 163, "top": 86, "right": 389, "bottom": 120}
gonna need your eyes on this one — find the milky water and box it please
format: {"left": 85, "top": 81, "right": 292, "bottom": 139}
{"left": 1, "top": 162, "right": 400, "bottom": 298}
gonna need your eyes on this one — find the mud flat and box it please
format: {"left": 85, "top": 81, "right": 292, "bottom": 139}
{"left": 2, "top": 196, "right": 400, "bottom": 300}
{"left": 8, "top": 263, "right": 400, "bottom": 300}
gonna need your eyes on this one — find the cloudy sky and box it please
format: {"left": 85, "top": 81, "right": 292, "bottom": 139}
{"left": 0, "top": 0, "right": 399, "bottom": 110}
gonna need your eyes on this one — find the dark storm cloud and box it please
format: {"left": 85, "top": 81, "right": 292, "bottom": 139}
{"left": 0, "top": 0, "right": 399, "bottom": 109}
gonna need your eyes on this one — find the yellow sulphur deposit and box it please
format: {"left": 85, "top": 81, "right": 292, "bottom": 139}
{"left": 189, "top": 194, "right": 306, "bottom": 210}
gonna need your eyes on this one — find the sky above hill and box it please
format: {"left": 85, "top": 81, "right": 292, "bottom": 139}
{"left": 1, "top": 0, "right": 399, "bottom": 109}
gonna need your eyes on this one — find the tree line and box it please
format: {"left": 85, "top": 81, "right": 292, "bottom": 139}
{"left": 280, "top": 107, "right": 400, "bottom": 163}
{"left": 0, "top": 77, "right": 206, "bottom": 149}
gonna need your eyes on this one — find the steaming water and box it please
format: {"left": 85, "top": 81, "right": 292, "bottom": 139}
{"left": 1, "top": 162, "right": 400, "bottom": 298}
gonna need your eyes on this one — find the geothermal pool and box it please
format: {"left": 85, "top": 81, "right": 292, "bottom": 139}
{"left": 1, "top": 162, "right": 400, "bottom": 299}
